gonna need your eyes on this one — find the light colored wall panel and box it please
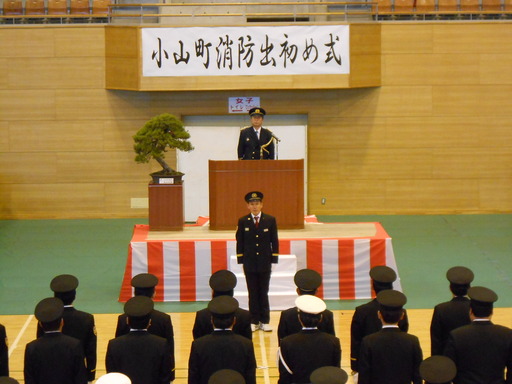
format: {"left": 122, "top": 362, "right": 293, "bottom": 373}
{"left": 479, "top": 180, "right": 512, "bottom": 211}
{"left": 9, "top": 58, "right": 105, "bottom": 90}
{"left": 0, "top": 122, "right": 8, "bottom": 152}
{"left": 340, "top": 148, "right": 433, "bottom": 179}
{"left": 54, "top": 27, "right": 105, "bottom": 57}
{"left": 432, "top": 85, "right": 512, "bottom": 116}
{"left": 105, "top": 182, "right": 149, "bottom": 217}
{"left": 433, "top": 23, "right": 512, "bottom": 54}
{"left": 57, "top": 152, "right": 152, "bottom": 183}
{"left": 0, "top": 28, "right": 55, "bottom": 58}
{"left": 339, "top": 86, "right": 433, "bottom": 117}
{"left": 104, "top": 119, "right": 148, "bottom": 151}
{"left": 432, "top": 149, "right": 512, "bottom": 179}
{"left": 384, "top": 117, "right": 482, "bottom": 148}
{"left": 8, "top": 121, "right": 106, "bottom": 152}
{"left": 0, "top": 153, "right": 57, "bottom": 183}
{"left": 0, "top": 90, "right": 55, "bottom": 120}
{"left": 307, "top": 117, "right": 388, "bottom": 149}
{"left": 382, "top": 54, "right": 479, "bottom": 86}
{"left": 381, "top": 24, "right": 434, "bottom": 54}
{"left": 386, "top": 180, "right": 480, "bottom": 212}
{"left": 7, "top": 183, "right": 105, "bottom": 218}
{"left": 480, "top": 54, "right": 512, "bottom": 85}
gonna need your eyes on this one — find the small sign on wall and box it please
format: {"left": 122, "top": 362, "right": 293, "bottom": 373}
{"left": 228, "top": 97, "right": 261, "bottom": 114}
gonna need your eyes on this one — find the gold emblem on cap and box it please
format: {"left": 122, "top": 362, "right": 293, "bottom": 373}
{"left": 252, "top": 193, "right": 258, "bottom": 198}
{"left": 255, "top": 109, "right": 260, "bottom": 114}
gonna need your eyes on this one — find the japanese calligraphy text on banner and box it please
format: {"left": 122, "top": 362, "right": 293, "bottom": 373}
{"left": 142, "top": 25, "right": 350, "bottom": 77}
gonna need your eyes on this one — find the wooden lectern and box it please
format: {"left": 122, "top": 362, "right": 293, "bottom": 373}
{"left": 148, "top": 184, "right": 183, "bottom": 231}
{"left": 208, "top": 159, "right": 304, "bottom": 230}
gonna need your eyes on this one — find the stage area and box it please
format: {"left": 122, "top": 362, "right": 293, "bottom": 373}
{"left": 120, "top": 221, "right": 401, "bottom": 305}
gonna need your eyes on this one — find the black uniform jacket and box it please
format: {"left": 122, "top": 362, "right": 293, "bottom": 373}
{"left": 444, "top": 320, "right": 512, "bottom": 384}
{"left": 116, "top": 308, "right": 175, "bottom": 381}
{"left": 188, "top": 330, "right": 256, "bottom": 384}
{"left": 277, "top": 306, "right": 335, "bottom": 344}
{"left": 0, "top": 324, "right": 8, "bottom": 377}
{"left": 237, "top": 126, "right": 275, "bottom": 160}
{"left": 24, "top": 332, "right": 87, "bottom": 384}
{"left": 236, "top": 213, "right": 279, "bottom": 272}
{"left": 192, "top": 307, "right": 252, "bottom": 340}
{"left": 106, "top": 330, "right": 173, "bottom": 384}
{"left": 36, "top": 306, "right": 97, "bottom": 381}
{"left": 358, "top": 327, "right": 423, "bottom": 384}
{"left": 278, "top": 329, "right": 341, "bottom": 384}
{"left": 350, "top": 298, "right": 409, "bottom": 371}
{"left": 430, "top": 296, "right": 471, "bottom": 355}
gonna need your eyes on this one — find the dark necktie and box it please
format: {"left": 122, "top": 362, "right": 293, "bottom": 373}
{"left": 254, "top": 216, "right": 259, "bottom": 228}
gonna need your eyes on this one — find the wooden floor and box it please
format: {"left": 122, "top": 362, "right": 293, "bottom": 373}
{"left": 2, "top": 308, "right": 512, "bottom": 384}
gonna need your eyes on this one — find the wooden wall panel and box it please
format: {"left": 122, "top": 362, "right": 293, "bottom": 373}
{"left": 8, "top": 57, "right": 105, "bottom": 89}
{"left": 0, "top": 90, "right": 55, "bottom": 120}
{"left": 1, "top": 23, "right": 512, "bottom": 219}
{"left": 8, "top": 121, "right": 105, "bottom": 152}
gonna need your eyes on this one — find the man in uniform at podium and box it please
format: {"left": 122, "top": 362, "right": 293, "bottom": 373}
{"left": 237, "top": 108, "right": 275, "bottom": 160}
{"left": 236, "top": 191, "right": 279, "bottom": 332}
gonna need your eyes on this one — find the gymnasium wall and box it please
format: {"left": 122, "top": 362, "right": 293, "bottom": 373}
{"left": 0, "top": 22, "right": 511, "bottom": 219}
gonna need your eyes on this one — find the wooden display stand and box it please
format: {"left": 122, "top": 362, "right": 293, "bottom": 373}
{"left": 148, "top": 183, "right": 184, "bottom": 231}
{"left": 208, "top": 159, "right": 304, "bottom": 230}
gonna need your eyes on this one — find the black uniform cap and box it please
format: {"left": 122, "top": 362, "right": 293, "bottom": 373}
{"left": 245, "top": 191, "right": 263, "bottom": 202}
{"left": 208, "top": 296, "right": 239, "bottom": 317}
{"left": 209, "top": 270, "right": 237, "bottom": 292}
{"left": 369, "top": 266, "right": 397, "bottom": 284}
{"left": 420, "top": 356, "right": 457, "bottom": 384}
{"left": 294, "top": 269, "right": 322, "bottom": 292}
{"left": 468, "top": 286, "right": 498, "bottom": 305}
{"left": 376, "top": 289, "right": 407, "bottom": 310}
{"left": 124, "top": 295, "right": 154, "bottom": 317}
{"left": 131, "top": 273, "right": 158, "bottom": 289}
{"left": 446, "top": 266, "right": 474, "bottom": 285}
{"left": 50, "top": 274, "right": 79, "bottom": 293}
{"left": 34, "top": 297, "right": 64, "bottom": 323}
{"left": 310, "top": 366, "right": 348, "bottom": 384}
{"left": 208, "top": 369, "right": 246, "bottom": 384}
{"left": 0, "top": 378, "right": 20, "bottom": 384}
{"left": 249, "top": 107, "right": 266, "bottom": 117}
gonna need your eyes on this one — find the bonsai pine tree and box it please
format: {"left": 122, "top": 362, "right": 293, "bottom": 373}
{"left": 133, "top": 113, "right": 194, "bottom": 175}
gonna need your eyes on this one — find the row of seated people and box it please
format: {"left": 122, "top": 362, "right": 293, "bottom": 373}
{"left": 1, "top": 0, "right": 109, "bottom": 20}
{"left": 375, "top": 0, "right": 512, "bottom": 18}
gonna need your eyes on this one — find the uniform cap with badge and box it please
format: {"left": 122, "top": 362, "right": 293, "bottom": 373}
{"left": 468, "top": 286, "right": 498, "bottom": 306}
{"left": 294, "top": 269, "right": 322, "bottom": 293}
{"left": 96, "top": 372, "right": 132, "bottom": 384}
{"left": 208, "top": 369, "right": 246, "bottom": 384}
{"left": 50, "top": 274, "right": 79, "bottom": 293}
{"left": 249, "top": 107, "right": 266, "bottom": 117}
{"left": 35, "top": 297, "right": 64, "bottom": 323}
{"left": 131, "top": 273, "right": 158, "bottom": 289}
{"left": 208, "top": 296, "right": 239, "bottom": 318}
{"left": 310, "top": 366, "right": 348, "bottom": 384}
{"left": 376, "top": 289, "right": 407, "bottom": 310}
{"left": 446, "top": 266, "right": 474, "bottom": 285}
{"left": 295, "top": 295, "right": 326, "bottom": 314}
{"left": 420, "top": 355, "right": 456, "bottom": 384}
{"left": 209, "top": 270, "right": 237, "bottom": 293}
{"left": 245, "top": 191, "right": 263, "bottom": 202}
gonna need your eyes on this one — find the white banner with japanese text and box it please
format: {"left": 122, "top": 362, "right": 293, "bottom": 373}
{"left": 141, "top": 25, "right": 350, "bottom": 77}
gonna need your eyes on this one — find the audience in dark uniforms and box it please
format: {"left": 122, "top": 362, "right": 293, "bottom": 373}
{"left": 6, "top": 264, "right": 512, "bottom": 384}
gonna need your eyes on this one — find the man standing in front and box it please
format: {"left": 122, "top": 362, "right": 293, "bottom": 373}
{"left": 444, "top": 286, "right": 512, "bottom": 384}
{"left": 236, "top": 191, "right": 279, "bottom": 332}
{"left": 237, "top": 107, "right": 275, "bottom": 160}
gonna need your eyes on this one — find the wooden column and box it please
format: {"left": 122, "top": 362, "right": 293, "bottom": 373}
{"left": 148, "top": 184, "right": 183, "bottom": 231}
